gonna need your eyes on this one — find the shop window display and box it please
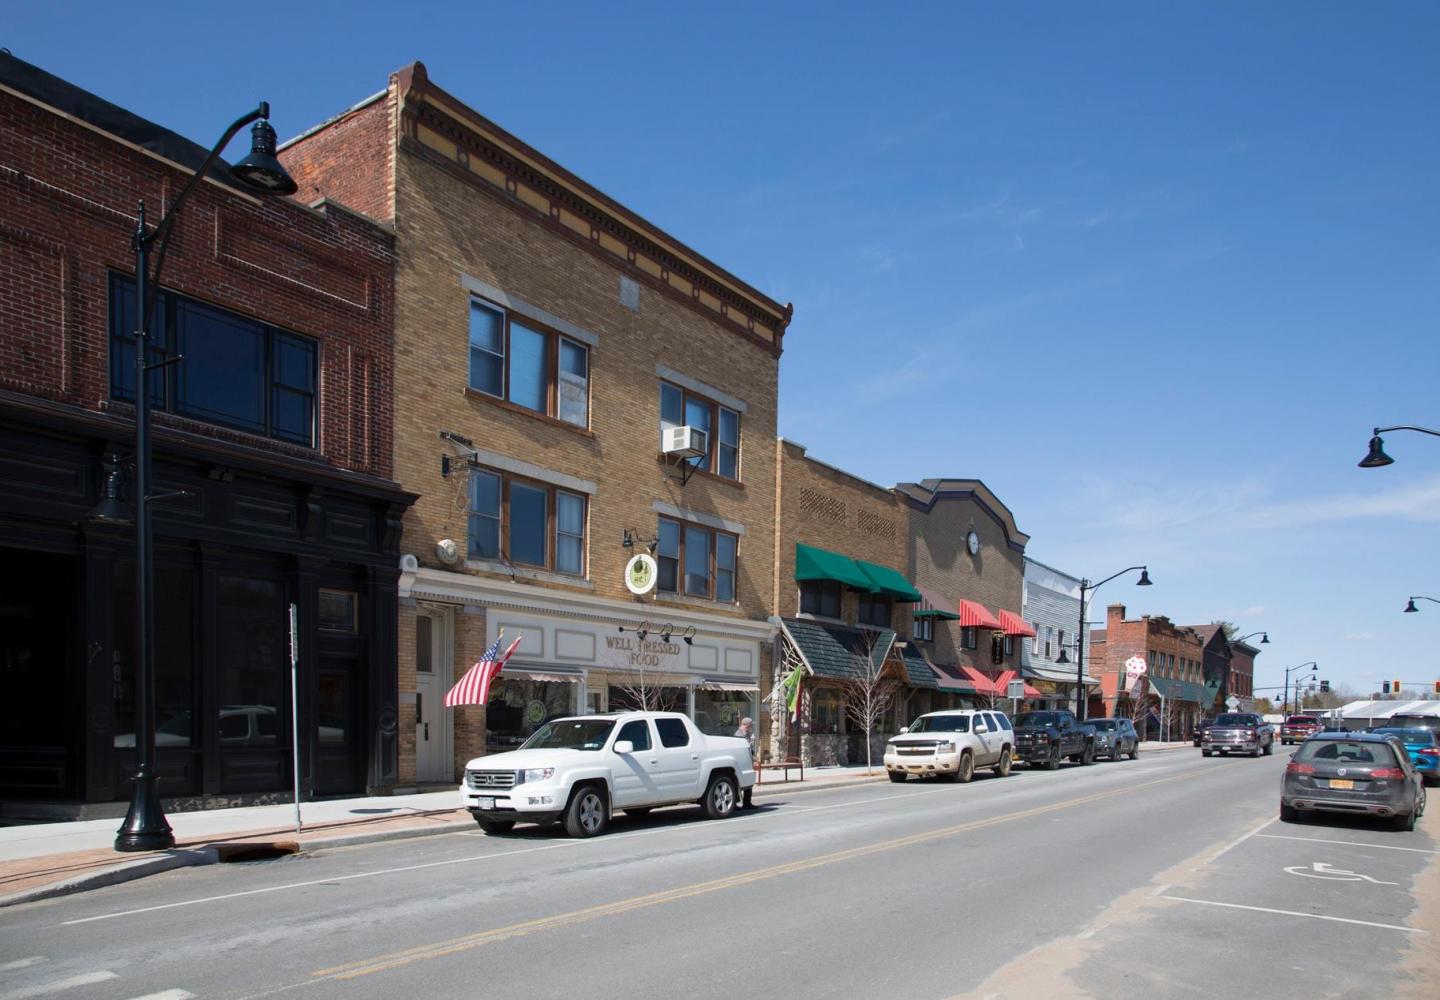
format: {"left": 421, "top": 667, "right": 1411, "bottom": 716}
{"left": 486, "top": 677, "right": 578, "bottom": 751}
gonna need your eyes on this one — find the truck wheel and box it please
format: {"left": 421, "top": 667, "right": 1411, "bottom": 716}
{"left": 1202, "top": 749, "right": 1212, "bottom": 757}
{"left": 1263, "top": 741, "right": 1274, "bottom": 756}
{"left": 1045, "top": 745, "right": 1061, "bottom": 770}
{"left": 1128, "top": 743, "right": 1139, "bottom": 761}
{"left": 703, "top": 773, "right": 738, "bottom": 819}
{"left": 1080, "top": 742, "right": 1095, "bottom": 766}
{"left": 474, "top": 816, "right": 514, "bottom": 835}
{"left": 994, "top": 748, "right": 1012, "bottom": 777}
{"left": 957, "top": 751, "right": 974, "bottom": 783}
{"left": 887, "top": 771, "right": 907, "bottom": 783}
{"left": 564, "top": 785, "right": 608, "bottom": 838}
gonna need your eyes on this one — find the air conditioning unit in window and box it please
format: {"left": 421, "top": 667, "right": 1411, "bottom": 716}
{"left": 662, "top": 425, "right": 707, "bottom": 459}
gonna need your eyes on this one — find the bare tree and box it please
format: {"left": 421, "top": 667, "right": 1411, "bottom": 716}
{"left": 840, "top": 634, "right": 900, "bottom": 773}
{"left": 607, "top": 671, "right": 682, "bottom": 713}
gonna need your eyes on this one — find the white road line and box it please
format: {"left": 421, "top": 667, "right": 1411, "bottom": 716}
{"left": 0, "top": 959, "right": 45, "bottom": 973}
{"left": 0, "top": 971, "right": 120, "bottom": 1000}
{"left": 1255, "top": 834, "right": 1439, "bottom": 855}
{"left": 1205, "top": 816, "right": 1275, "bottom": 862}
{"left": 121, "top": 991, "right": 196, "bottom": 1000}
{"left": 1158, "top": 895, "right": 1425, "bottom": 933}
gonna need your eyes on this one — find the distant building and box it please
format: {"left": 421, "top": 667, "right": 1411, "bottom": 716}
{"left": 1020, "top": 558, "right": 1098, "bottom": 713}
{"left": 1089, "top": 604, "right": 1214, "bottom": 739}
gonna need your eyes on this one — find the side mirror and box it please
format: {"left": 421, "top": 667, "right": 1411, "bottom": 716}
{"left": 613, "top": 740, "right": 634, "bottom": 755}
{"left": 900, "top": 726, "right": 909, "bottom": 734}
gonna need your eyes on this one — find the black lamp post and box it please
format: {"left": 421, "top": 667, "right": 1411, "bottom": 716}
{"left": 1280, "top": 661, "right": 1318, "bottom": 715}
{"left": 1403, "top": 596, "right": 1440, "bottom": 614}
{"left": 1075, "top": 566, "right": 1152, "bottom": 721}
{"left": 1358, "top": 425, "right": 1440, "bottom": 468}
{"left": 1221, "top": 631, "right": 1268, "bottom": 710}
{"left": 113, "top": 104, "right": 296, "bottom": 853}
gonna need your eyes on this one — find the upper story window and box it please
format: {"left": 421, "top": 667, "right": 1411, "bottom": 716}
{"left": 468, "top": 467, "right": 587, "bottom": 576}
{"left": 912, "top": 614, "right": 933, "bottom": 642}
{"left": 961, "top": 626, "right": 978, "bottom": 650}
{"left": 469, "top": 298, "right": 589, "bottom": 428}
{"left": 659, "top": 381, "right": 740, "bottom": 480}
{"left": 109, "top": 274, "right": 315, "bottom": 446}
{"left": 656, "top": 516, "right": 737, "bottom": 602}
{"left": 857, "top": 593, "right": 891, "bottom": 628}
{"left": 801, "top": 580, "right": 842, "bottom": 619}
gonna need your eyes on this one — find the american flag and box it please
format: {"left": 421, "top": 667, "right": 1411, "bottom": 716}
{"left": 444, "top": 633, "right": 523, "bottom": 707}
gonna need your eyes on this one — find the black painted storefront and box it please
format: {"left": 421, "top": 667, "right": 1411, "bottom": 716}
{"left": 0, "top": 393, "right": 413, "bottom": 810}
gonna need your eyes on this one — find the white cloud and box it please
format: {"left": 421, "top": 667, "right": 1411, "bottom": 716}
{"left": 1343, "top": 632, "right": 1377, "bottom": 641}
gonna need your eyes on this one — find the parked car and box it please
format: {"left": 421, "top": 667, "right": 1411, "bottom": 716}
{"left": 1281, "top": 731, "right": 1428, "bottom": 831}
{"left": 1385, "top": 713, "right": 1440, "bottom": 738}
{"left": 883, "top": 709, "right": 1014, "bottom": 783}
{"left": 1088, "top": 718, "right": 1139, "bottom": 761}
{"left": 1013, "top": 710, "right": 1097, "bottom": 769}
{"left": 459, "top": 711, "right": 755, "bottom": 837}
{"left": 1281, "top": 715, "right": 1324, "bottom": 745}
{"left": 1192, "top": 717, "right": 1215, "bottom": 748}
{"left": 1369, "top": 727, "right": 1440, "bottom": 786}
{"left": 1202, "top": 712, "right": 1275, "bottom": 757}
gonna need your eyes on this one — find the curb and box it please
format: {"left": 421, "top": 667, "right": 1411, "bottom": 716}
{"left": 753, "top": 774, "right": 890, "bottom": 798}
{"left": 0, "top": 846, "right": 219, "bottom": 909}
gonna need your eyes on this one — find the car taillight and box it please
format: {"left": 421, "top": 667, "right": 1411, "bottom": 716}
{"left": 1418, "top": 748, "right": 1440, "bottom": 758}
{"left": 1286, "top": 762, "right": 1315, "bottom": 774}
{"left": 1370, "top": 768, "right": 1405, "bottom": 780}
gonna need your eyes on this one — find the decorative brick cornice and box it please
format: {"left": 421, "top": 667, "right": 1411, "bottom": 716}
{"left": 393, "top": 63, "right": 791, "bottom": 356}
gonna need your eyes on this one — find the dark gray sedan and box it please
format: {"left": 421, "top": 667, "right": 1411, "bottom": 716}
{"left": 1089, "top": 718, "right": 1139, "bottom": 761}
{"left": 1281, "top": 732, "right": 1428, "bottom": 831}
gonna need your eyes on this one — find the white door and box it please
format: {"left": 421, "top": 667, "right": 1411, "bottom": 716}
{"left": 414, "top": 606, "right": 454, "bottom": 783}
{"left": 652, "top": 717, "right": 703, "bottom": 798}
{"left": 972, "top": 713, "right": 998, "bottom": 765}
{"left": 610, "top": 719, "right": 662, "bottom": 807}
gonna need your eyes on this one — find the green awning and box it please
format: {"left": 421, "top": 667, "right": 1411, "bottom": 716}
{"left": 1150, "top": 677, "right": 1211, "bottom": 704}
{"left": 913, "top": 586, "right": 961, "bottom": 620}
{"left": 795, "top": 543, "right": 874, "bottom": 590}
{"left": 855, "top": 559, "right": 922, "bottom": 603}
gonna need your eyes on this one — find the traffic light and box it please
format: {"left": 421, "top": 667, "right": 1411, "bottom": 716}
{"left": 1320, "top": 679, "right": 1329, "bottom": 693}
{"left": 1394, "top": 678, "right": 1402, "bottom": 695}
{"left": 1434, "top": 679, "right": 1440, "bottom": 695}
{"left": 1382, "top": 681, "right": 1391, "bottom": 694}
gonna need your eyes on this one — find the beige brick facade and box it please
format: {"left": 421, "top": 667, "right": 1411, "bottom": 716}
{"left": 284, "top": 63, "right": 786, "bottom": 784}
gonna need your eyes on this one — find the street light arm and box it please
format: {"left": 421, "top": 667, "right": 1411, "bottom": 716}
{"left": 1374, "top": 425, "right": 1440, "bottom": 438}
{"left": 1084, "top": 565, "right": 1148, "bottom": 596}
{"left": 1408, "top": 595, "right": 1440, "bottom": 606}
{"left": 142, "top": 103, "right": 268, "bottom": 320}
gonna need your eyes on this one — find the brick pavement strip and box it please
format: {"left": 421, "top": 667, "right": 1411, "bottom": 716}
{"left": 0, "top": 745, "right": 1193, "bottom": 908}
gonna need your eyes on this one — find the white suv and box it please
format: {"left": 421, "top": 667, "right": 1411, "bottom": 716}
{"left": 884, "top": 709, "right": 1014, "bottom": 783}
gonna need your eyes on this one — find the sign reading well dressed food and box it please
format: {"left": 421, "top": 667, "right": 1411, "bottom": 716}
{"left": 487, "top": 610, "right": 760, "bottom": 680}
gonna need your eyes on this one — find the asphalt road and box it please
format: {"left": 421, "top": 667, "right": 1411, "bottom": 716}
{"left": 1, "top": 748, "right": 1434, "bottom": 1000}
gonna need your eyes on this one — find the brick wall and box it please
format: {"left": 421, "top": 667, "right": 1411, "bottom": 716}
{"left": 281, "top": 93, "right": 395, "bottom": 224}
{"left": 0, "top": 87, "right": 396, "bottom": 478}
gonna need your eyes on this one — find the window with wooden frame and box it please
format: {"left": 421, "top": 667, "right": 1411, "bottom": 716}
{"left": 468, "top": 298, "right": 589, "bottom": 428}
{"left": 811, "top": 687, "right": 841, "bottom": 734}
{"left": 961, "top": 626, "right": 978, "bottom": 650}
{"left": 467, "top": 467, "right": 587, "bottom": 576}
{"left": 659, "top": 380, "right": 741, "bottom": 480}
{"left": 800, "top": 580, "right": 842, "bottom": 618}
{"left": 857, "top": 593, "right": 891, "bottom": 628}
{"left": 655, "top": 516, "right": 737, "bottom": 602}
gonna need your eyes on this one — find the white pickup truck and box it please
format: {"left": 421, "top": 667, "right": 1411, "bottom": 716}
{"left": 460, "top": 711, "right": 757, "bottom": 837}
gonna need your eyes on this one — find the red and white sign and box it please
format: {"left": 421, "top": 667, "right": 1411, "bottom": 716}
{"left": 1124, "top": 656, "right": 1148, "bottom": 694}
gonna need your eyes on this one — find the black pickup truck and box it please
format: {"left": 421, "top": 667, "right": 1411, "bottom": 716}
{"left": 1013, "top": 711, "right": 1097, "bottom": 769}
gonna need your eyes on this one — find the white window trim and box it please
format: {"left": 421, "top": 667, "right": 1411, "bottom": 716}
{"left": 460, "top": 273, "right": 600, "bottom": 347}
{"left": 472, "top": 450, "right": 597, "bottom": 495}
{"left": 655, "top": 364, "right": 747, "bottom": 413}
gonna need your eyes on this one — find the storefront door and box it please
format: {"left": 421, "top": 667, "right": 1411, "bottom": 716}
{"left": 414, "top": 606, "right": 453, "bottom": 783}
{"left": 314, "top": 657, "right": 361, "bottom": 795}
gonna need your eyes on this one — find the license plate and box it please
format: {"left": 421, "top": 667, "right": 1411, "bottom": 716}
{"left": 1328, "top": 779, "right": 1354, "bottom": 790}
{"left": 476, "top": 796, "right": 495, "bottom": 809}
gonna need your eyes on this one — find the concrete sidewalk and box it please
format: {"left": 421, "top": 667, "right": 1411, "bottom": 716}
{"left": 0, "top": 764, "right": 885, "bottom": 908}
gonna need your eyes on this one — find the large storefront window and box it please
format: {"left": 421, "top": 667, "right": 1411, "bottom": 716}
{"left": 112, "top": 563, "right": 195, "bottom": 748}
{"left": 216, "top": 577, "right": 284, "bottom": 746}
{"left": 694, "top": 689, "right": 756, "bottom": 737}
{"left": 608, "top": 684, "right": 688, "bottom": 714}
{"left": 487, "top": 677, "right": 578, "bottom": 751}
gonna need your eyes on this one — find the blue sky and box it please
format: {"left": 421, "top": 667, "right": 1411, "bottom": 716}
{"left": 10, "top": 2, "right": 1439, "bottom": 699}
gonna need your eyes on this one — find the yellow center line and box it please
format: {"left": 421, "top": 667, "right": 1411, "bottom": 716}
{"left": 313, "top": 767, "right": 1201, "bottom": 982}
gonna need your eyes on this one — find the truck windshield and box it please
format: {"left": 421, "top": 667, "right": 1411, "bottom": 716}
{"left": 520, "top": 719, "right": 615, "bottom": 751}
{"left": 1014, "top": 713, "right": 1064, "bottom": 728}
{"left": 908, "top": 715, "right": 970, "bottom": 733}
{"left": 1091, "top": 720, "right": 1117, "bottom": 731}
{"left": 1214, "top": 714, "right": 1254, "bottom": 726}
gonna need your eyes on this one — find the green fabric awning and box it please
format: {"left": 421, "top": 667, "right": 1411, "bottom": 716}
{"left": 913, "top": 586, "right": 961, "bottom": 620}
{"left": 855, "top": 559, "right": 922, "bottom": 603}
{"left": 794, "top": 543, "right": 874, "bottom": 590}
{"left": 1149, "top": 676, "right": 1211, "bottom": 704}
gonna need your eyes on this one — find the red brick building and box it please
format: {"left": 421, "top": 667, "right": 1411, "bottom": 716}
{"left": 0, "top": 53, "right": 411, "bottom": 811}
{"left": 1089, "top": 604, "right": 1215, "bottom": 739}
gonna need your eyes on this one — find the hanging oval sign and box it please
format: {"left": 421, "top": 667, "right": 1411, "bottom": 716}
{"left": 625, "top": 553, "right": 659, "bottom": 595}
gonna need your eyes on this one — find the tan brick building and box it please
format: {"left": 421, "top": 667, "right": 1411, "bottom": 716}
{"left": 771, "top": 441, "right": 1033, "bottom": 765}
{"left": 282, "top": 63, "right": 790, "bottom": 785}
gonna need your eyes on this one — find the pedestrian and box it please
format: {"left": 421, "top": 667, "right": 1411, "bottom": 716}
{"left": 735, "top": 717, "right": 756, "bottom": 808}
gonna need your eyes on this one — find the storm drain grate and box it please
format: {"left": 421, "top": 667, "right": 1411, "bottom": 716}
{"left": 215, "top": 841, "right": 301, "bottom": 864}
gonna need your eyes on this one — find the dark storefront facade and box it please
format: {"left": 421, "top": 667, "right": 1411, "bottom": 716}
{"left": 0, "top": 53, "right": 410, "bottom": 813}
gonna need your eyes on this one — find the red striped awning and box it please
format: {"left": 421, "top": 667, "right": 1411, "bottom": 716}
{"left": 997, "top": 610, "right": 1036, "bottom": 637}
{"left": 957, "top": 600, "right": 1002, "bottom": 630}
{"left": 958, "top": 665, "right": 1000, "bottom": 695}
{"left": 995, "top": 669, "right": 1042, "bottom": 699}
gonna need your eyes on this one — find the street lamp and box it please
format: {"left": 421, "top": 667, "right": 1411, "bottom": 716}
{"left": 113, "top": 104, "right": 296, "bottom": 854}
{"left": 1403, "top": 596, "right": 1440, "bottom": 614}
{"left": 1231, "top": 631, "right": 1269, "bottom": 645}
{"left": 1280, "top": 661, "right": 1318, "bottom": 715}
{"left": 1075, "top": 566, "right": 1152, "bottom": 721}
{"left": 1358, "top": 425, "right": 1440, "bottom": 468}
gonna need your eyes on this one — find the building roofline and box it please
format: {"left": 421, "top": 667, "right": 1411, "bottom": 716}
{"left": 1023, "top": 556, "right": 1082, "bottom": 584}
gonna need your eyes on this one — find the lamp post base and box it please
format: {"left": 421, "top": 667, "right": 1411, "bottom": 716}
{"left": 114, "top": 777, "right": 175, "bottom": 852}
